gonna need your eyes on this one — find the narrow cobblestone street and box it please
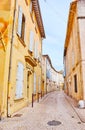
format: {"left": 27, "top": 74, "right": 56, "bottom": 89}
{"left": 0, "top": 91, "right": 85, "bottom": 130}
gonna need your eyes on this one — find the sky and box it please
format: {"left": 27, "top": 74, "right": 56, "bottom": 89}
{"left": 39, "top": 0, "right": 72, "bottom": 71}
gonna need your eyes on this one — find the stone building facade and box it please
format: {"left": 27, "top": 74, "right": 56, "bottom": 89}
{"left": 42, "top": 55, "right": 64, "bottom": 93}
{"left": 64, "top": 0, "right": 85, "bottom": 100}
{"left": 0, "top": 0, "right": 45, "bottom": 118}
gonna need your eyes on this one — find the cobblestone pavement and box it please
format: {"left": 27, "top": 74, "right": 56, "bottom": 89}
{"left": 0, "top": 91, "right": 85, "bottom": 130}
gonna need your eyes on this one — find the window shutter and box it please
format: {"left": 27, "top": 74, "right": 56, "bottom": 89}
{"left": 29, "top": 1, "right": 32, "bottom": 13}
{"left": 38, "top": 77, "right": 41, "bottom": 92}
{"left": 17, "top": 7, "right": 22, "bottom": 37}
{"left": 34, "top": 42, "right": 38, "bottom": 59}
{"left": 34, "top": 72, "right": 36, "bottom": 93}
{"left": 29, "top": 31, "right": 34, "bottom": 51}
{"left": 15, "top": 62, "right": 24, "bottom": 99}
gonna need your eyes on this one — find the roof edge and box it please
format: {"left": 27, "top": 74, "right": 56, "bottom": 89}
{"left": 32, "top": 0, "right": 46, "bottom": 38}
{"left": 64, "top": 1, "right": 77, "bottom": 56}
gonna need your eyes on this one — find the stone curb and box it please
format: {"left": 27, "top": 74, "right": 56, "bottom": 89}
{"left": 64, "top": 94, "right": 85, "bottom": 123}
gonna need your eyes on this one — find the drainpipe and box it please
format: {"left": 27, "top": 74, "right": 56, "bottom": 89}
{"left": 7, "top": 0, "right": 16, "bottom": 117}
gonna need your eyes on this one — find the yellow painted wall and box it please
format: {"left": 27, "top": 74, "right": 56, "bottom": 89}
{"left": 0, "top": 0, "right": 44, "bottom": 117}
{"left": 0, "top": 0, "right": 11, "bottom": 10}
{"left": 0, "top": 9, "right": 11, "bottom": 117}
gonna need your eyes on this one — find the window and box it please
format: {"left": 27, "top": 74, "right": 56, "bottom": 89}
{"left": 74, "top": 74, "right": 77, "bottom": 93}
{"left": 38, "top": 52, "right": 41, "bottom": 62}
{"left": 29, "top": 1, "right": 34, "bottom": 23}
{"left": 46, "top": 70, "right": 50, "bottom": 79}
{"left": 29, "top": 31, "right": 34, "bottom": 52}
{"left": 15, "top": 62, "right": 24, "bottom": 99}
{"left": 29, "top": 1, "right": 32, "bottom": 13}
{"left": 17, "top": 7, "right": 22, "bottom": 37}
{"left": 21, "top": 14, "right": 25, "bottom": 41}
{"left": 38, "top": 77, "right": 41, "bottom": 92}
{"left": 17, "top": 7, "right": 25, "bottom": 41}
{"left": 34, "top": 42, "right": 38, "bottom": 59}
{"left": 34, "top": 72, "right": 36, "bottom": 93}
{"left": 63, "top": 57, "right": 66, "bottom": 77}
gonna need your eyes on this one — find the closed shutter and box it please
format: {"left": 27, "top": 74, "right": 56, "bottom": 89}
{"left": 29, "top": 31, "right": 34, "bottom": 51}
{"left": 34, "top": 42, "right": 38, "bottom": 59}
{"left": 34, "top": 72, "right": 36, "bottom": 93}
{"left": 15, "top": 62, "right": 24, "bottom": 99}
{"left": 29, "top": 1, "right": 32, "bottom": 13}
{"left": 17, "top": 7, "right": 22, "bottom": 37}
{"left": 38, "top": 77, "right": 41, "bottom": 92}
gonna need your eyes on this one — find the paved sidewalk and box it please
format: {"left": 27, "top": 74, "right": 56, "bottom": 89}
{"left": 65, "top": 93, "right": 85, "bottom": 123}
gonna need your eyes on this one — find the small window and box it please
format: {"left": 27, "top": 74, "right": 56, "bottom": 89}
{"left": 15, "top": 62, "right": 24, "bottom": 99}
{"left": 74, "top": 74, "right": 77, "bottom": 93}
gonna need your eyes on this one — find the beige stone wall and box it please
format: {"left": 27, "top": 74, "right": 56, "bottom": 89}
{"left": 78, "top": 0, "right": 85, "bottom": 100}
{"left": 65, "top": 3, "right": 83, "bottom": 100}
